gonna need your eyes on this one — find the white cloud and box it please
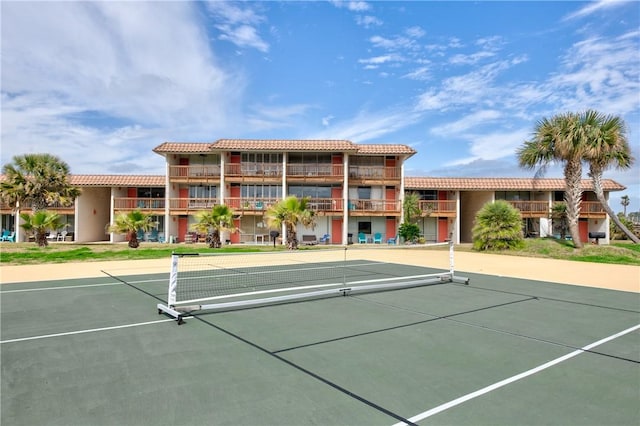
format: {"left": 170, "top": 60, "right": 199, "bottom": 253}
{"left": 430, "top": 110, "right": 502, "bottom": 136}
{"left": 445, "top": 129, "right": 530, "bottom": 166}
{"left": 1, "top": 1, "right": 243, "bottom": 174}
{"left": 356, "top": 15, "right": 383, "bottom": 28}
{"left": 563, "top": 0, "right": 630, "bottom": 21}
{"left": 206, "top": 1, "right": 269, "bottom": 52}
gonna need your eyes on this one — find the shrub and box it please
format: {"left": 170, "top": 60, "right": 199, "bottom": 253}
{"left": 399, "top": 222, "right": 421, "bottom": 243}
{"left": 472, "top": 200, "right": 524, "bottom": 251}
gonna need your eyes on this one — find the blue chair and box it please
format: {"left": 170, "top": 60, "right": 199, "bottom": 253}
{"left": 373, "top": 232, "right": 382, "bottom": 244}
{"left": 0, "top": 230, "right": 10, "bottom": 240}
{"left": 358, "top": 233, "right": 367, "bottom": 244}
{"left": 1, "top": 231, "right": 15, "bottom": 242}
{"left": 319, "top": 234, "right": 330, "bottom": 244}
{"left": 387, "top": 235, "right": 397, "bottom": 245}
{"left": 147, "top": 229, "right": 159, "bottom": 242}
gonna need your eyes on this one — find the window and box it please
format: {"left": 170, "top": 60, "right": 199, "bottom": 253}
{"left": 288, "top": 186, "right": 332, "bottom": 198}
{"left": 358, "top": 222, "right": 372, "bottom": 234}
{"left": 189, "top": 185, "right": 216, "bottom": 198}
{"left": 241, "top": 185, "right": 282, "bottom": 199}
{"left": 137, "top": 187, "right": 165, "bottom": 198}
{"left": 357, "top": 187, "right": 371, "bottom": 199}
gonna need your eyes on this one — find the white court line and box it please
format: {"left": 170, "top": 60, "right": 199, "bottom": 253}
{"left": 0, "top": 277, "right": 166, "bottom": 294}
{"left": 393, "top": 323, "right": 640, "bottom": 426}
{"left": 0, "top": 318, "right": 186, "bottom": 344}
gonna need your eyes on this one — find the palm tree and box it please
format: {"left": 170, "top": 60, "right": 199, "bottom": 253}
{"left": 620, "top": 195, "right": 630, "bottom": 217}
{"left": 517, "top": 112, "right": 586, "bottom": 248}
{"left": 472, "top": 200, "right": 524, "bottom": 251}
{"left": 550, "top": 202, "right": 569, "bottom": 240}
{"left": 191, "top": 205, "right": 237, "bottom": 248}
{"left": 403, "top": 192, "right": 422, "bottom": 224}
{"left": 108, "top": 210, "right": 156, "bottom": 248}
{"left": 0, "top": 153, "right": 81, "bottom": 212}
{"left": 19, "top": 210, "right": 65, "bottom": 247}
{"left": 581, "top": 111, "right": 638, "bottom": 243}
{"left": 265, "top": 196, "right": 315, "bottom": 250}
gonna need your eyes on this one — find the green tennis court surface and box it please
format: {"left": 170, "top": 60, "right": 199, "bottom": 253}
{"left": 2, "top": 257, "right": 639, "bottom": 425}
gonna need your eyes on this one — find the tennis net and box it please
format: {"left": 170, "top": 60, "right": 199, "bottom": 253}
{"left": 157, "top": 241, "right": 469, "bottom": 324}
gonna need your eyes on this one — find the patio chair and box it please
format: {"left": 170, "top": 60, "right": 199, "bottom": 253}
{"left": 319, "top": 233, "right": 330, "bottom": 244}
{"left": 1, "top": 231, "right": 15, "bottom": 242}
{"left": 387, "top": 235, "right": 397, "bottom": 245}
{"left": 57, "top": 231, "right": 67, "bottom": 242}
{"left": 147, "top": 229, "right": 159, "bottom": 242}
{"left": 373, "top": 232, "right": 382, "bottom": 244}
{"left": 358, "top": 232, "right": 367, "bottom": 244}
{"left": 0, "top": 230, "right": 10, "bottom": 241}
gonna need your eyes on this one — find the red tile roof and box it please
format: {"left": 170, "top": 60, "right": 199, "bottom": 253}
{"left": 153, "top": 139, "right": 417, "bottom": 156}
{"left": 212, "top": 139, "right": 359, "bottom": 152}
{"left": 153, "top": 142, "right": 214, "bottom": 154}
{"left": 404, "top": 177, "right": 626, "bottom": 191}
{"left": 69, "top": 175, "right": 165, "bottom": 187}
{"left": 356, "top": 144, "right": 417, "bottom": 155}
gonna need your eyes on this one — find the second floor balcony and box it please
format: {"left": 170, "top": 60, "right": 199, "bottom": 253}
{"left": 417, "top": 200, "right": 457, "bottom": 217}
{"left": 349, "top": 166, "right": 401, "bottom": 182}
{"left": 168, "top": 165, "right": 221, "bottom": 182}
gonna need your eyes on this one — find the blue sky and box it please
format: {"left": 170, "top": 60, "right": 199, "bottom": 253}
{"left": 2, "top": 0, "right": 639, "bottom": 213}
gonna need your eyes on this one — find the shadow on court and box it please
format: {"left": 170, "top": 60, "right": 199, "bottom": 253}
{"left": 1, "top": 264, "right": 638, "bottom": 425}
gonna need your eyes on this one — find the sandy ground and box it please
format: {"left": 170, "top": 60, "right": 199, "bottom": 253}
{"left": 1, "top": 249, "right": 638, "bottom": 293}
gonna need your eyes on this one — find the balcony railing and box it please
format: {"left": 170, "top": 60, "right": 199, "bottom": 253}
{"left": 114, "top": 198, "right": 165, "bottom": 210}
{"left": 224, "top": 197, "right": 280, "bottom": 212}
{"left": 169, "top": 165, "right": 221, "bottom": 179}
{"left": 286, "top": 164, "right": 343, "bottom": 178}
{"left": 168, "top": 198, "right": 218, "bottom": 210}
{"left": 349, "top": 166, "right": 400, "bottom": 180}
{"left": 348, "top": 199, "right": 400, "bottom": 212}
{"left": 225, "top": 163, "right": 282, "bottom": 177}
{"left": 418, "top": 200, "right": 457, "bottom": 215}
{"left": 506, "top": 201, "right": 549, "bottom": 216}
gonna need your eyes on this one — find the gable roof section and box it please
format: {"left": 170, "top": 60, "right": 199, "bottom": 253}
{"left": 153, "top": 142, "right": 214, "bottom": 154}
{"left": 356, "top": 144, "right": 417, "bottom": 156}
{"left": 404, "top": 177, "right": 626, "bottom": 191}
{"left": 212, "top": 139, "right": 359, "bottom": 152}
{"left": 153, "top": 139, "right": 416, "bottom": 155}
{"left": 69, "top": 175, "right": 165, "bottom": 187}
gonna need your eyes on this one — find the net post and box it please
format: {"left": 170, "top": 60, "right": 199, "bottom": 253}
{"left": 168, "top": 253, "right": 179, "bottom": 306}
{"left": 448, "top": 240, "right": 454, "bottom": 277}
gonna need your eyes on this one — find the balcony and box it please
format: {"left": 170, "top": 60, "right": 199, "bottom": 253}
{"left": 224, "top": 197, "right": 279, "bottom": 214}
{"left": 114, "top": 198, "right": 165, "bottom": 212}
{"left": 16, "top": 200, "right": 76, "bottom": 214}
{"left": 305, "top": 198, "right": 344, "bottom": 214}
{"left": 286, "top": 164, "right": 344, "bottom": 182}
{"left": 506, "top": 201, "right": 550, "bottom": 218}
{"left": 578, "top": 201, "right": 607, "bottom": 218}
{"left": 225, "top": 163, "right": 282, "bottom": 182}
{"left": 168, "top": 198, "right": 218, "bottom": 214}
{"left": 348, "top": 166, "right": 401, "bottom": 183}
{"left": 168, "top": 165, "right": 221, "bottom": 182}
{"left": 348, "top": 199, "right": 401, "bottom": 216}
{"left": 418, "top": 200, "right": 457, "bottom": 217}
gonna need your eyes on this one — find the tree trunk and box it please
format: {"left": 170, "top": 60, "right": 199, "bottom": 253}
{"left": 564, "top": 159, "right": 583, "bottom": 248}
{"left": 591, "top": 168, "right": 640, "bottom": 244}
{"left": 36, "top": 230, "right": 48, "bottom": 247}
{"left": 128, "top": 231, "right": 139, "bottom": 248}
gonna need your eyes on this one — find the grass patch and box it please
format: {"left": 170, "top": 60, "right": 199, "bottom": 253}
{"left": 464, "top": 238, "right": 640, "bottom": 266}
{"left": 1, "top": 239, "right": 639, "bottom": 266}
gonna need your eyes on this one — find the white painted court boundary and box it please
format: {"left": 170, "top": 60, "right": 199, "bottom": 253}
{"left": 0, "top": 318, "right": 187, "bottom": 344}
{"left": 393, "top": 323, "right": 640, "bottom": 425}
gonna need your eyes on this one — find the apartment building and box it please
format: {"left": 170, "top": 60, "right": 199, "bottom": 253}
{"left": 0, "top": 139, "right": 625, "bottom": 244}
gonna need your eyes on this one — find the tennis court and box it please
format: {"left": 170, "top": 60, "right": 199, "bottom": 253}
{"left": 1, "top": 245, "right": 639, "bottom": 425}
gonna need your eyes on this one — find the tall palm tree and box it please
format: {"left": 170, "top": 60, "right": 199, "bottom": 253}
{"left": 191, "top": 205, "right": 237, "bottom": 248}
{"left": 265, "top": 196, "right": 315, "bottom": 250}
{"left": 582, "top": 111, "right": 638, "bottom": 243}
{"left": 1, "top": 153, "right": 81, "bottom": 212}
{"left": 620, "top": 195, "right": 630, "bottom": 217}
{"left": 517, "top": 112, "right": 586, "bottom": 248}
{"left": 19, "top": 210, "right": 64, "bottom": 247}
{"left": 403, "top": 192, "right": 422, "bottom": 224}
{"left": 108, "top": 210, "right": 156, "bottom": 248}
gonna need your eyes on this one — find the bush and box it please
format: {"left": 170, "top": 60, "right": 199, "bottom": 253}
{"left": 472, "top": 200, "right": 524, "bottom": 251}
{"left": 399, "top": 222, "right": 421, "bottom": 243}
